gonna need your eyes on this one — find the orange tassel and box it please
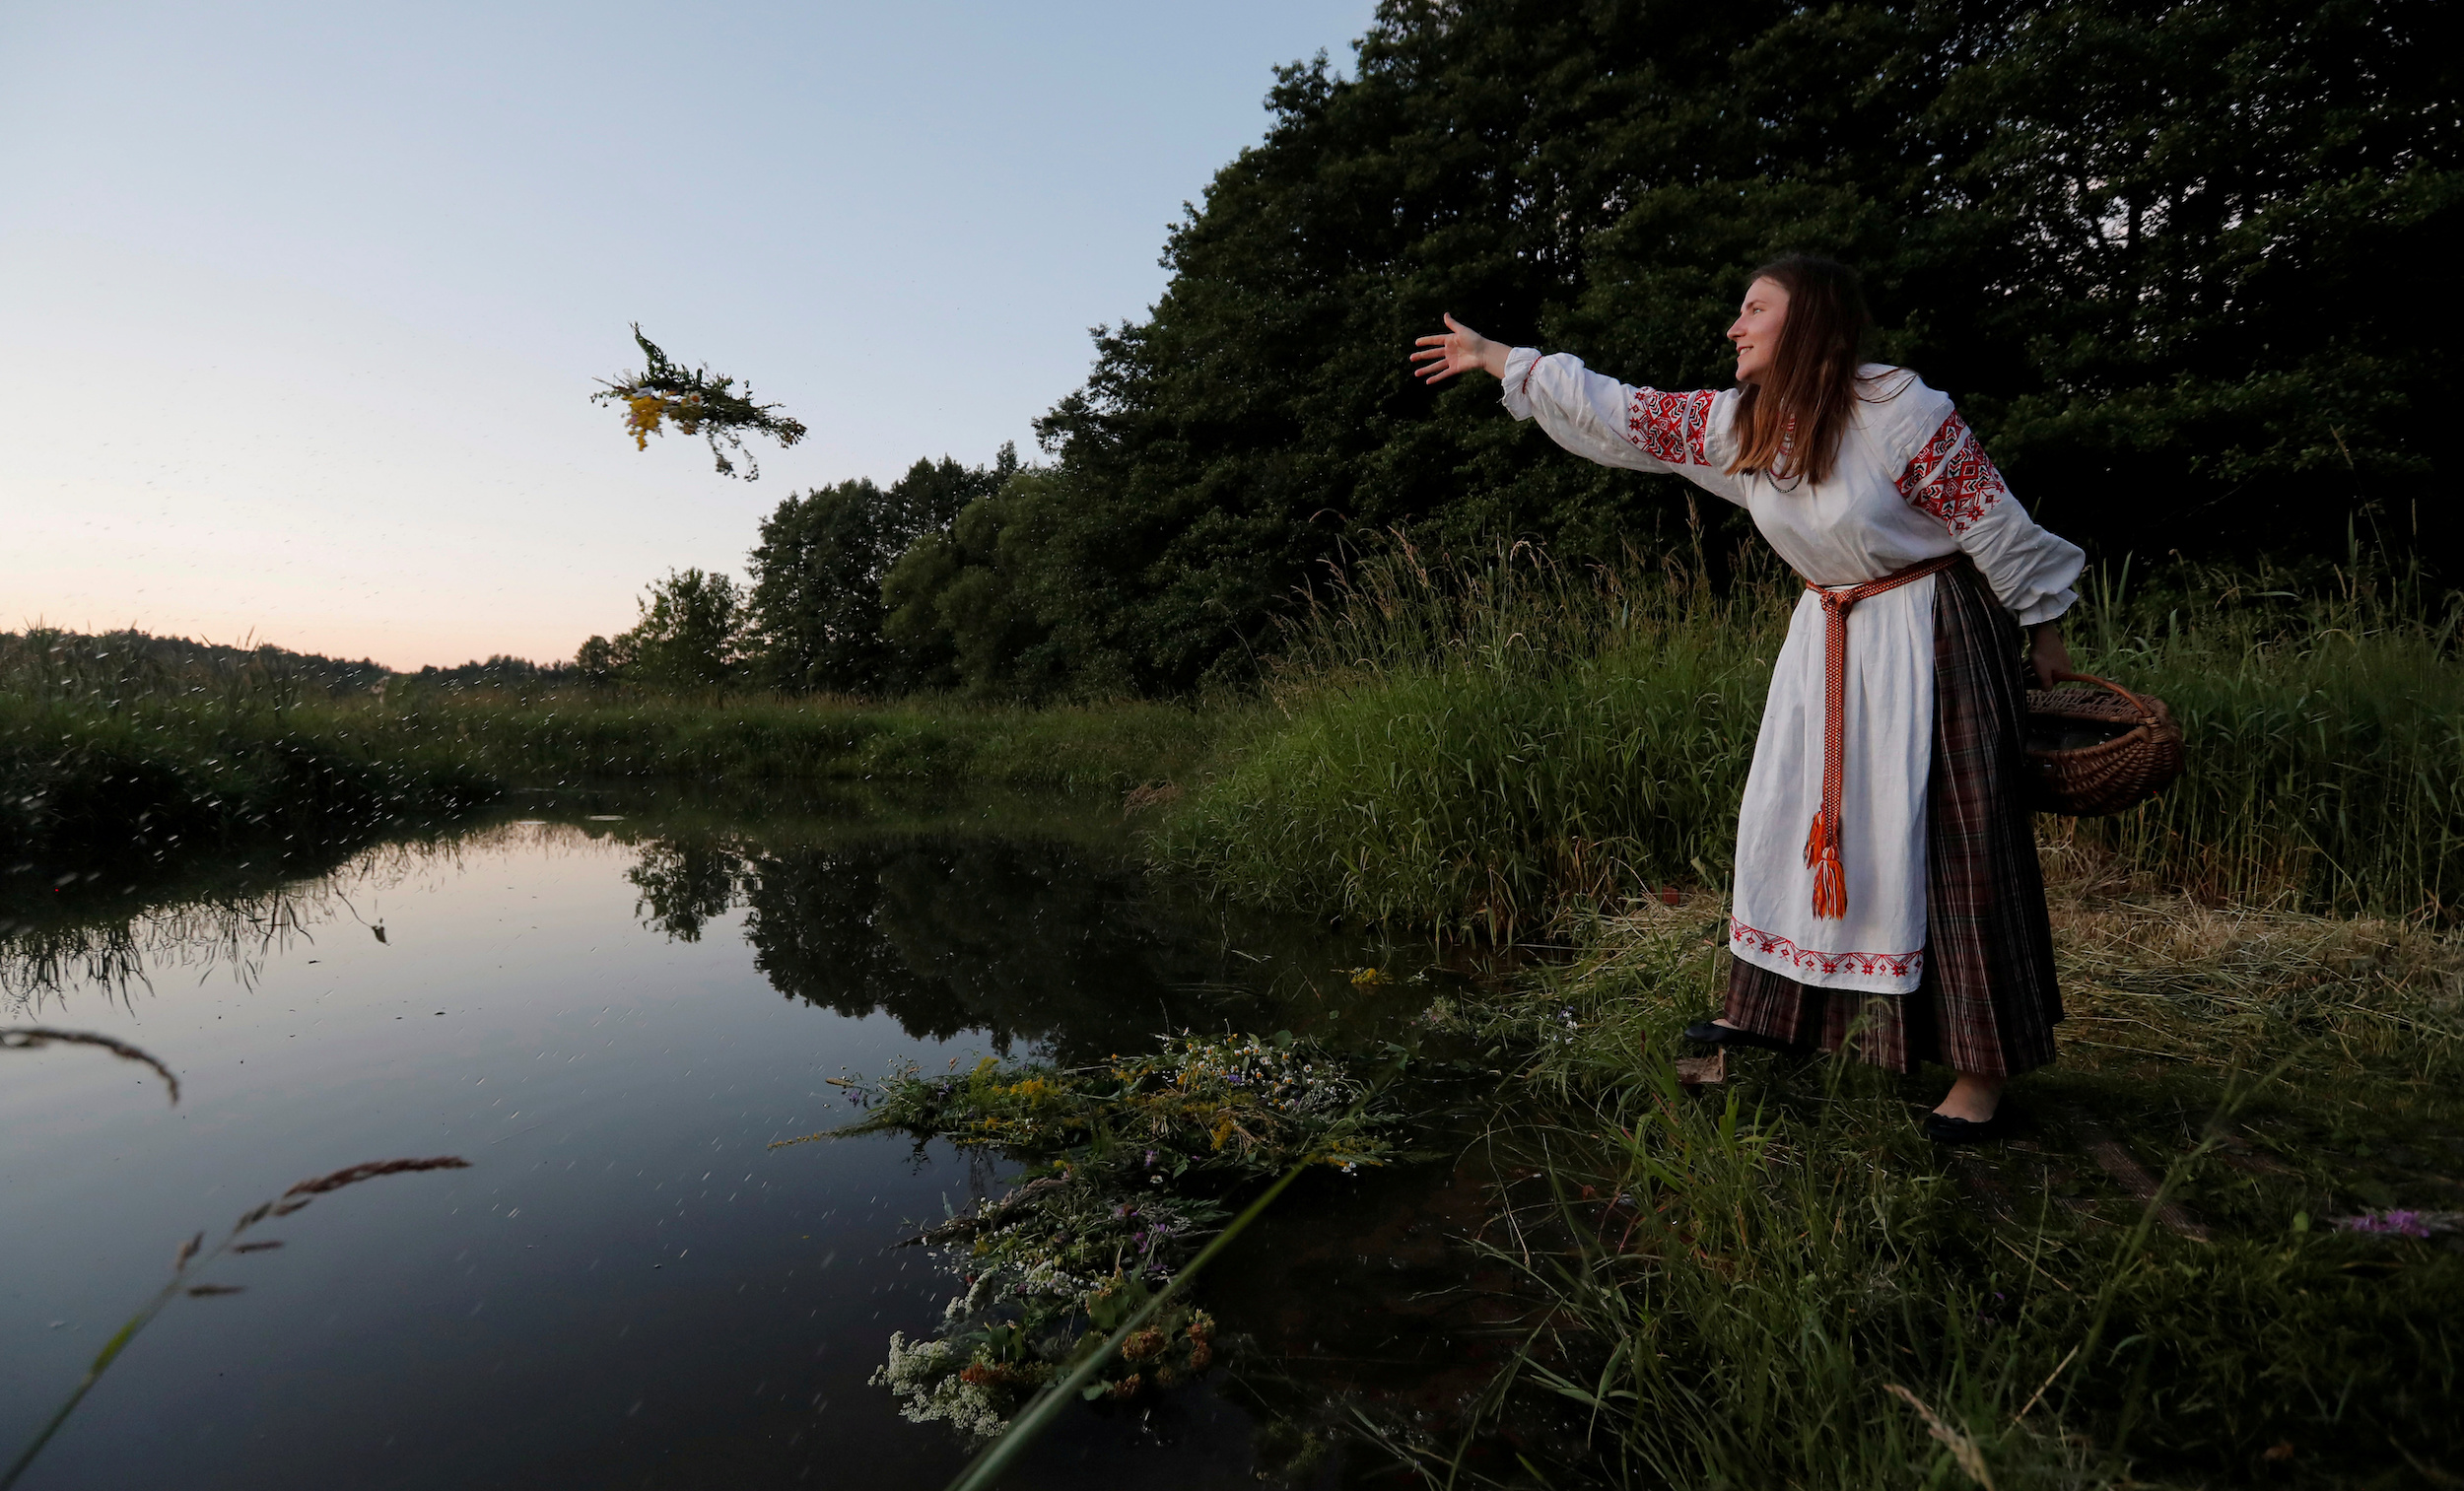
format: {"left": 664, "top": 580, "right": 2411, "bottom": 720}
{"left": 1805, "top": 810, "right": 1848, "bottom": 917}
{"left": 1812, "top": 848, "right": 1847, "bottom": 919}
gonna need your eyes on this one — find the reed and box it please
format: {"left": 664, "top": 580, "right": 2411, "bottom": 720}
{"left": 0, "top": 626, "right": 397, "bottom": 721}
{"left": 0, "top": 1027, "right": 180, "bottom": 1102}
{"left": 1164, "top": 537, "right": 2464, "bottom": 935}
{"left": 0, "top": 692, "right": 497, "bottom": 894}
{"left": 1, "top": 1154, "right": 471, "bottom": 1490}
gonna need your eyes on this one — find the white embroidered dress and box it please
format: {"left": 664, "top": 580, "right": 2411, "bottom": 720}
{"left": 1499, "top": 349, "right": 2085, "bottom": 994}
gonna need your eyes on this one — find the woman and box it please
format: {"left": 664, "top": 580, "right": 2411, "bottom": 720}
{"left": 1410, "top": 255, "right": 2081, "bottom": 1142}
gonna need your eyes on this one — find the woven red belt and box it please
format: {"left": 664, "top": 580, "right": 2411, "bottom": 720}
{"left": 1801, "top": 553, "right": 1962, "bottom": 919}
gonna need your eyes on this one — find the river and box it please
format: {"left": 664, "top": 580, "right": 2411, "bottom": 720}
{"left": 0, "top": 788, "right": 1493, "bottom": 1489}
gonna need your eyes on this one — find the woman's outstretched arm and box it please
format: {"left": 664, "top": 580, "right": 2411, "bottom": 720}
{"left": 1411, "top": 315, "right": 1749, "bottom": 504}
{"left": 1410, "top": 314, "right": 1509, "bottom": 382}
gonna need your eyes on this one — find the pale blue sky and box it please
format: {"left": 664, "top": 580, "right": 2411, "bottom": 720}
{"left": 0, "top": 1, "right": 1377, "bottom": 668}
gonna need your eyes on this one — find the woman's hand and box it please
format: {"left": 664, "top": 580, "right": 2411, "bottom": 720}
{"left": 1411, "top": 313, "right": 1509, "bottom": 384}
{"left": 2027, "top": 622, "right": 2074, "bottom": 690}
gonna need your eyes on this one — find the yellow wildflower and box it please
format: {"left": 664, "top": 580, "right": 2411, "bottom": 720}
{"left": 622, "top": 393, "right": 668, "bottom": 450}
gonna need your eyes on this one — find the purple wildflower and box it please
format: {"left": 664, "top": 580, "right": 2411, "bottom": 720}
{"left": 2336, "top": 1209, "right": 2432, "bottom": 1239}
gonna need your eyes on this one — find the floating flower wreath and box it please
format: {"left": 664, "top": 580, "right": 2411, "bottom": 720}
{"left": 590, "top": 324, "right": 808, "bottom": 479}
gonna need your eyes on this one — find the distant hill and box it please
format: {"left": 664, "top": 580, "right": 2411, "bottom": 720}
{"left": 0, "top": 628, "right": 571, "bottom": 700}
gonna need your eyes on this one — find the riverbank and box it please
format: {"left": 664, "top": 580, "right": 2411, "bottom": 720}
{"left": 1360, "top": 869, "right": 2464, "bottom": 1488}
{"left": 0, "top": 691, "right": 1218, "bottom": 910}
{"left": 18, "top": 545, "right": 2454, "bottom": 931}
{"left": 804, "top": 844, "right": 2464, "bottom": 1486}
{"left": 1144, "top": 545, "right": 2464, "bottom": 1483}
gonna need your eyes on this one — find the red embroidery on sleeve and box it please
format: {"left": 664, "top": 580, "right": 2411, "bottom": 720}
{"left": 1895, "top": 412, "right": 2008, "bottom": 536}
{"left": 1626, "top": 387, "right": 1715, "bottom": 465}
{"left": 1894, "top": 412, "right": 1966, "bottom": 498}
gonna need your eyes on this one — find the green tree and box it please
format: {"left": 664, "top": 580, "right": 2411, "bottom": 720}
{"left": 610, "top": 568, "right": 743, "bottom": 690}
{"left": 880, "top": 467, "right": 1095, "bottom": 698}
{"left": 1009, "top": 0, "right": 2455, "bottom": 694}
{"left": 573, "top": 634, "right": 616, "bottom": 686}
{"left": 747, "top": 447, "right": 1016, "bottom": 694}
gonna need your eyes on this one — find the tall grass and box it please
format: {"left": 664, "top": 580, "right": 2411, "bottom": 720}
{"left": 0, "top": 627, "right": 379, "bottom": 712}
{"left": 0, "top": 628, "right": 490, "bottom": 892}
{"left": 1165, "top": 538, "right": 2464, "bottom": 935}
{"left": 2054, "top": 546, "right": 2464, "bottom": 917}
{"left": 0, "top": 695, "right": 496, "bottom": 890}
{"left": 3, "top": 628, "right": 1216, "bottom": 798}
{"left": 1163, "top": 540, "right": 1790, "bottom": 939}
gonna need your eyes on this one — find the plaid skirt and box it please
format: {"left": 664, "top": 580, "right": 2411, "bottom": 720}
{"left": 1723, "top": 558, "right": 2062, "bottom": 1077}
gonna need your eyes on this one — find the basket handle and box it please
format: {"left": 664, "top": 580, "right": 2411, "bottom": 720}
{"left": 2050, "top": 669, "right": 2160, "bottom": 723}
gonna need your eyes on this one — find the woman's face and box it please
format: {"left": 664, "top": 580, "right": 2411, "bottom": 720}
{"left": 1728, "top": 277, "right": 1789, "bottom": 384}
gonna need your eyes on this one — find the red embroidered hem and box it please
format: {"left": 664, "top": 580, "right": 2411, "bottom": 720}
{"left": 1730, "top": 915, "right": 1925, "bottom": 981}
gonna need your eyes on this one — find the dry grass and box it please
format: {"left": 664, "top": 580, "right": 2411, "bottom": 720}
{"left": 2045, "top": 880, "right": 2464, "bottom": 1078}
{"left": 2029, "top": 821, "right": 2464, "bottom": 1078}
{"left": 1501, "top": 849, "right": 2464, "bottom": 1087}
{"left": 1410, "top": 845, "right": 2464, "bottom": 1489}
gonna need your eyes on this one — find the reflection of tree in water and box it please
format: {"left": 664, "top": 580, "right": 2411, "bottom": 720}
{"left": 630, "top": 832, "right": 1311, "bottom": 1061}
{"left": 626, "top": 838, "right": 748, "bottom": 943}
{"left": 11, "top": 812, "right": 1377, "bottom": 1064}
{"left": 3, "top": 821, "right": 586, "bottom": 1013}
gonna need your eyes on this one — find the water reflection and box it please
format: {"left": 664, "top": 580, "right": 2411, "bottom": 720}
{"left": 1, "top": 840, "right": 425, "bottom": 1009}
{"left": 8, "top": 796, "right": 1393, "bottom": 1059}
{"left": 629, "top": 829, "right": 1362, "bottom": 1061}
{"left": 0, "top": 788, "right": 1471, "bottom": 1489}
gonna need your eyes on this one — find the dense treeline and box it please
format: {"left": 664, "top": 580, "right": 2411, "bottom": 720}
{"left": 0, "top": 629, "right": 575, "bottom": 707}
{"left": 589, "top": 0, "right": 2454, "bottom": 701}
{"left": 0, "top": 628, "right": 391, "bottom": 705}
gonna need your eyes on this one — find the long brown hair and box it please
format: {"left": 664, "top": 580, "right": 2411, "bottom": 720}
{"left": 1726, "top": 254, "right": 1874, "bottom": 487}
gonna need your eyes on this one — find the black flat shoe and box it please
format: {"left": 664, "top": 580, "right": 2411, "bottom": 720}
{"left": 1924, "top": 1111, "right": 2005, "bottom": 1145}
{"left": 1681, "top": 1018, "right": 1803, "bottom": 1053}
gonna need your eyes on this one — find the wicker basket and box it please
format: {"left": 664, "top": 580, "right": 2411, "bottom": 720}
{"left": 2023, "top": 671, "right": 2185, "bottom": 817}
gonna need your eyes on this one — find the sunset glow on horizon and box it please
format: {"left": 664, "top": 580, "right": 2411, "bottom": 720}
{"left": 0, "top": 1, "right": 1374, "bottom": 670}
